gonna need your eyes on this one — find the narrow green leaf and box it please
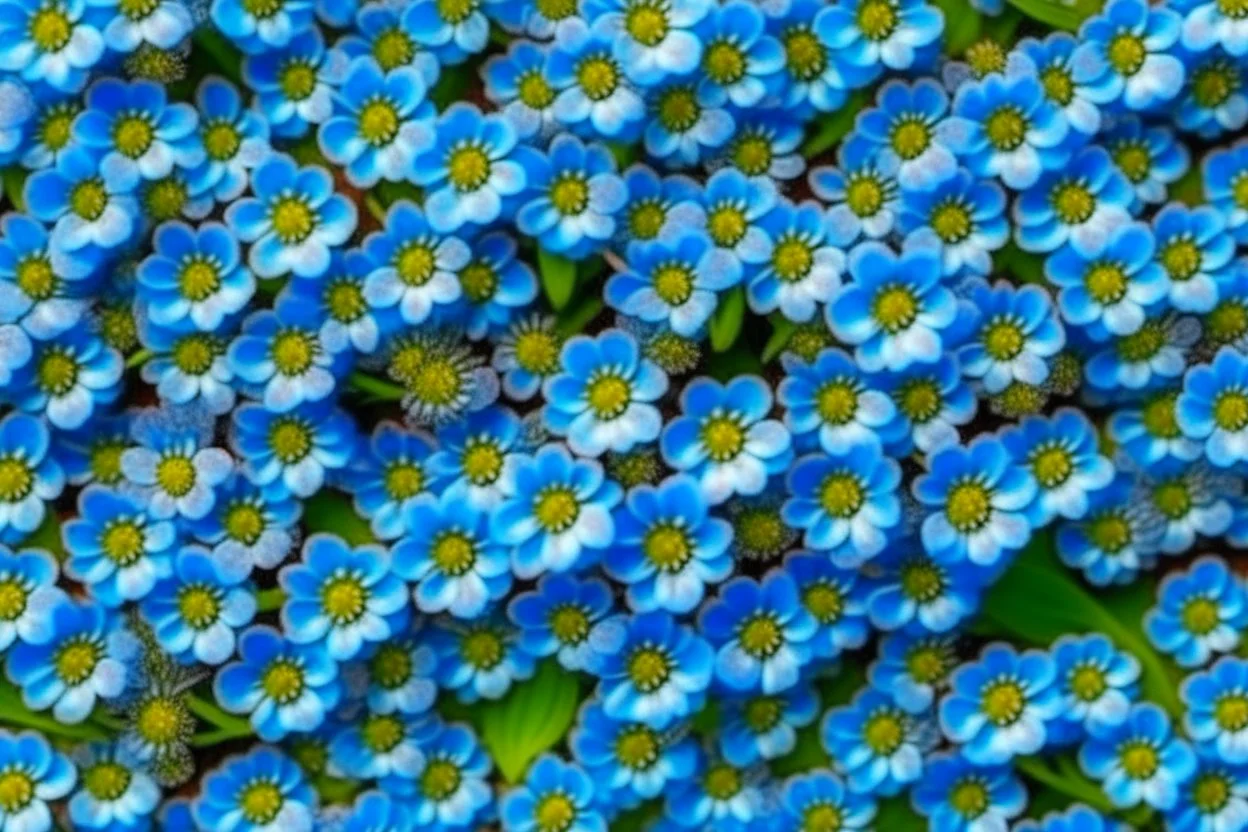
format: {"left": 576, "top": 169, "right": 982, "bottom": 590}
{"left": 192, "top": 27, "right": 243, "bottom": 84}
{"left": 762, "top": 314, "right": 799, "bottom": 363}
{"left": 997, "top": 241, "right": 1046, "bottom": 285}
{"left": 539, "top": 249, "right": 578, "bottom": 310}
{"left": 709, "top": 286, "right": 746, "bottom": 353}
{"left": 875, "top": 796, "right": 925, "bottom": 829}
{"left": 801, "top": 89, "right": 871, "bottom": 159}
{"left": 0, "top": 680, "right": 110, "bottom": 741}
{"left": 18, "top": 512, "right": 65, "bottom": 561}
{"left": 302, "top": 490, "right": 376, "bottom": 545}
{"left": 607, "top": 142, "right": 638, "bottom": 169}
{"left": 2, "top": 167, "right": 27, "bottom": 212}
{"left": 933, "top": 0, "right": 982, "bottom": 54}
{"left": 1015, "top": 755, "right": 1116, "bottom": 815}
{"left": 708, "top": 345, "right": 764, "bottom": 382}
{"left": 1169, "top": 165, "right": 1205, "bottom": 206}
{"left": 1004, "top": 0, "right": 1097, "bottom": 32}
{"left": 475, "top": 661, "right": 581, "bottom": 782}
{"left": 556, "top": 295, "right": 603, "bottom": 336}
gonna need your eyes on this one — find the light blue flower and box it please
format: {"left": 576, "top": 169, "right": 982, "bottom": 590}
{"left": 898, "top": 168, "right": 1007, "bottom": 277}
{"left": 392, "top": 490, "right": 511, "bottom": 619}
{"left": 360, "top": 200, "right": 469, "bottom": 329}
{"left": 501, "top": 755, "right": 605, "bottom": 832}
{"left": 912, "top": 752, "right": 1027, "bottom": 832}
{"left": 210, "top": 0, "right": 313, "bottom": 54}
{"left": 230, "top": 400, "right": 358, "bottom": 500}
{"left": 1106, "top": 116, "right": 1189, "bottom": 208}
{"left": 816, "top": 0, "right": 942, "bottom": 79}
{"left": 346, "top": 421, "right": 435, "bottom": 541}
{"left": 0, "top": 413, "right": 63, "bottom": 545}
{"left": 957, "top": 280, "right": 1066, "bottom": 394}
{"left": 1181, "top": 656, "right": 1248, "bottom": 764}
{"left": 823, "top": 687, "right": 936, "bottom": 795}
{"left": 643, "top": 78, "right": 734, "bottom": 167}
{"left": 688, "top": 168, "right": 777, "bottom": 277}
{"left": 1085, "top": 313, "right": 1201, "bottom": 395}
{"left": 1142, "top": 461, "right": 1238, "bottom": 554}
{"left": 517, "top": 135, "right": 625, "bottom": 260}
{"left": 780, "top": 771, "right": 876, "bottom": 832}
{"left": 426, "top": 404, "right": 523, "bottom": 510}
{"left": 403, "top": 0, "right": 492, "bottom": 65}
{"left": 1014, "top": 805, "right": 1122, "bottom": 832}
{"left": 508, "top": 573, "right": 613, "bottom": 671}
{"left": 67, "top": 742, "right": 159, "bottom": 831}
{"left": 547, "top": 19, "right": 645, "bottom": 142}
{"left": 429, "top": 616, "right": 535, "bottom": 703}
{"left": 342, "top": 792, "right": 414, "bottom": 832}
{"left": 192, "top": 747, "right": 316, "bottom": 831}
{"left": 778, "top": 347, "right": 903, "bottom": 453}
{"left": 137, "top": 220, "right": 254, "bottom": 333}
{"left": 139, "top": 545, "right": 255, "bottom": 665}
{"left": 12, "top": 330, "right": 123, "bottom": 431}
{"left": 332, "top": 2, "right": 439, "bottom": 84}
{"left": 584, "top": 0, "right": 710, "bottom": 85}
{"left": 281, "top": 251, "right": 384, "bottom": 356}
{"left": 17, "top": 89, "right": 76, "bottom": 170}
{"left": 1075, "top": 0, "right": 1186, "bottom": 111}
{"left": 1080, "top": 702, "right": 1197, "bottom": 810}
{"left": 617, "top": 164, "right": 703, "bottom": 245}
{"left": 783, "top": 443, "right": 902, "bottom": 567}
{"left": 570, "top": 700, "right": 698, "bottom": 807}
{"left": 119, "top": 420, "right": 232, "bottom": 521}
{"left": 214, "top": 624, "right": 342, "bottom": 741}
{"left": 73, "top": 79, "right": 201, "bottom": 187}
{"left": 1154, "top": 203, "right": 1236, "bottom": 314}
{"left": 871, "top": 551, "right": 982, "bottom": 631}
{"left": 449, "top": 231, "right": 537, "bottom": 341}
{"left": 405, "top": 722, "right": 494, "bottom": 828}
{"left": 810, "top": 145, "right": 900, "bottom": 243}
{"left": 62, "top": 485, "right": 175, "bottom": 607}
{"left": 1001, "top": 408, "right": 1115, "bottom": 525}
{"left": 694, "top": 1, "right": 784, "bottom": 109}
{"left": 1166, "top": 750, "right": 1248, "bottom": 832}
{"left": 1205, "top": 140, "right": 1248, "bottom": 244}
{"left": 543, "top": 329, "right": 668, "bottom": 457}
{"left": 725, "top": 110, "right": 806, "bottom": 180}
{"left": 0, "top": 213, "right": 92, "bottom": 339}
{"left": 845, "top": 79, "right": 954, "bottom": 191}
{"left": 318, "top": 57, "right": 433, "bottom": 188}
{"left": 137, "top": 322, "right": 235, "bottom": 416}
{"left": 768, "top": 0, "right": 859, "bottom": 115}
{"left": 0, "top": 731, "right": 75, "bottom": 832}
{"left": 482, "top": 40, "right": 559, "bottom": 141}
{"left": 607, "top": 232, "right": 741, "bottom": 336}
{"left": 719, "top": 683, "right": 818, "bottom": 767}
{"left": 92, "top": 0, "right": 191, "bottom": 50}
{"left": 1006, "top": 33, "right": 1103, "bottom": 136}
{"left": 830, "top": 241, "right": 963, "bottom": 371}
{"left": 700, "top": 572, "right": 816, "bottom": 694}
{"left": 1178, "top": 346, "right": 1248, "bottom": 467}
{"left": 662, "top": 749, "right": 766, "bottom": 828}
{"left": 6, "top": 598, "right": 132, "bottom": 724}
{"left": 1109, "top": 389, "right": 1203, "bottom": 472}
{"left": 748, "top": 199, "right": 845, "bottom": 323}
{"left": 1015, "top": 147, "right": 1135, "bottom": 261}
{"left": 1175, "top": 48, "right": 1248, "bottom": 140}
{"left": 0, "top": 0, "right": 103, "bottom": 93}
{"left": 241, "top": 29, "right": 338, "bottom": 139}
{"left": 344, "top": 630, "right": 437, "bottom": 717}
{"left": 224, "top": 153, "right": 357, "bottom": 279}
{"left": 229, "top": 295, "right": 348, "bottom": 413}
{"left": 0, "top": 545, "right": 62, "bottom": 650}
{"left": 1146, "top": 556, "right": 1248, "bottom": 668}
{"left": 868, "top": 628, "right": 959, "bottom": 713}
{"left": 878, "top": 354, "right": 978, "bottom": 453}
{"left": 328, "top": 708, "right": 433, "bottom": 783}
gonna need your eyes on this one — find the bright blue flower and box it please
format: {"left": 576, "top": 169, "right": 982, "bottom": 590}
{"left": 517, "top": 135, "right": 625, "bottom": 260}
{"left": 345, "top": 421, "right": 435, "bottom": 541}
{"left": 281, "top": 251, "right": 384, "bottom": 356}
{"left": 617, "top": 164, "right": 702, "bottom": 246}
{"left": 319, "top": 57, "right": 433, "bottom": 188}
{"left": 137, "top": 321, "right": 236, "bottom": 415}
{"left": 1166, "top": 749, "right": 1248, "bottom": 832}
{"left": 508, "top": 572, "right": 613, "bottom": 671}
{"left": 781, "top": 551, "right": 870, "bottom": 659}
{"left": 823, "top": 687, "right": 936, "bottom": 795}
{"left": 328, "top": 708, "right": 433, "bottom": 783}
{"left": 0, "top": 0, "right": 103, "bottom": 93}
{"left": 192, "top": 747, "right": 315, "bottom": 831}
{"left": 768, "top": 0, "right": 858, "bottom": 115}
{"left": 912, "top": 752, "right": 1027, "bottom": 832}
{"left": 914, "top": 435, "right": 1036, "bottom": 567}
{"left": 660, "top": 375, "right": 791, "bottom": 505}
{"left": 214, "top": 624, "right": 341, "bottom": 741}
{"left": 778, "top": 347, "right": 903, "bottom": 453}
{"left": 1084, "top": 313, "right": 1201, "bottom": 395}
{"left": 868, "top": 550, "right": 984, "bottom": 633}
{"left": 780, "top": 771, "right": 876, "bottom": 832}
{"left": 448, "top": 231, "right": 537, "bottom": 341}
{"left": 816, "top": 0, "right": 942, "bottom": 79}
{"left": 402, "top": 721, "right": 494, "bottom": 827}
{"left": 139, "top": 545, "right": 254, "bottom": 665}
{"left": 1016, "top": 146, "right": 1136, "bottom": 260}
{"left": 898, "top": 169, "right": 1007, "bottom": 277}
{"left": 229, "top": 295, "right": 349, "bottom": 413}
{"left": 1141, "top": 461, "right": 1237, "bottom": 554}
{"left": 940, "top": 73, "right": 1069, "bottom": 190}
{"left": 546, "top": 19, "right": 645, "bottom": 142}
{"left": 360, "top": 200, "right": 469, "bottom": 329}
{"left": 663, "top": 749, "right": 766, "bottom": 828}
{"left": 719, "top": 682, "right": 818, "bottom": 767}
{"left": 588, "top": 610, "right": 713, "bottom": 728}
{"left": 699, "top": 572, "right": 816, "bottom": 694}
{"left": 6, "top": 598, "right": 132, "bottom": 724}
{"left": 393, "top": 490, "right": 510, "bottom": 619}
{"left": 120, "top": 420, "right": 231, "bottom": 523}
{"left": 747, "top": 199, "right": 844, "bottom": 323}
{"left": 0, "top": 213, "right": 92, "bottom": 339}
{"left": 345, "top": 628, "right": 437, "bottom": 716}
{"left": 685, "top": 168, "right": 776, "bottom": 280}
{"left": 241, "top": 29, "right": 337, "bottom": 139}
{"left": 543, "top": 329, "right": 668, "bottom": 458}
{"left": 1075, "top": 0, "right": 1185, "bottom": 111}
{"left": 224, "top": 153, "right": 357, "bottom": 279}
{"left": 1014, "top": 805, "right": 1121, "bottom": 832}
{"left": 1178, "top": 347, "right": 1248, "bottom": 467}
{"left": 74, "top": 79, "right": 201, "bottom": 188}
{"left": 403, "top": 0, "right": 492, "bottom": 65}
{"left": 0, "top": 413, "right": 63, "bottom": 545}
{"left": 482, "top": 41, "right": 557, "bottom": 142}
{"left": 1109, "top": 389, "right": 1203, "bottom": 471}
{"left": 603, "top": 474, "right": 732, "bottom": 614}
{"left": 343, "top": 792, "right": 414, "bottom": 832}
{"left": 210, "top": 0, "right": 313, "bottom": 54}
{"left": 429, "top": 616, "right": 535, "bottom": 703}
{"left": 584, "top": 0, "right": 710, "bottom": 85}
{"left": 810, "top": 146, "right": 900, "bottom": 244}
{"left": 643, "top": 78, "right": 735, "bottom": 167}
{"left": 137, "top": 220, "right": 254, "bottom": 333}
{"left": 878, "top": 355, "right": 978, "bottom": 454}
{"left": 830, "top": 241, "right": 963, "bottom": 371}
{"left": 412, "top": 103, "right": 539, "bottom": 233}
{"left": 332, "top": 2, "right": 439, "bottom": 83}
{"left": 1080, "top": 702, "right": 1197, "bottom": 810}
{"left": 1175, "top": 48, "right": 1248, "bottom": 140}
{"left": 570, "top": 701, "right": 697, "bottom": 808}
{"left": 279, "top": 533, "right": 408, "bottom": 662}
{"left": 1105, "top": 116, "right": 1189, "bottom": 209}
{"left": 783, "top": 443, "right": 902, "bottom": 566}
{"left": 1182, "top": 656, "right": 1248, "bottom": 764}
{"left": 188, "top": 471, "right": 299, "bottom": 577}
{"left": 1001, "top": 408, "right": 1115, "bottom": 525}
{"left": 725, "top": 110, "right": 806, "bottom": 181}
{"left": 67, "top": 742, "right": 159, "bottom": 831}
{"left": 957, "top": 280, "right": 1066, "bottom": 394}
{"left": 492, "top": 315, "right": 563, "bottom": 402}
{"left": 0, "top": 545, "right": 62, "bottom": 650}
{"left": 62, "top": 485, "right": 175, "bottom": 607}
{"left": 694, "top": 1, "right": 783, "bottom": 109}
{"left": 868, "top": 627, "right": 959, "bottom": 713}
{"left": 426, "top": 404, "right": 522, "bottom": 510}
{"left": 193, "top": 77, "right": 270, "bottom": 204}
{"left": 16, "top": 88, "right": 77, "bottom": 171}
{"left": 501, "top": 755, "right": 605, "bottom": 832}
{"left": 607, "top": 232, "right": 741, "bottom": 336}
{"left": 1146, "top": 556, "right": 1248, "bottom": 668}
{"left": 1006, "top": 33, "right": 1103, "bottom": 136}
{"left": 50, "top": 412, "right": 130, "bottom": 488}
{"left": 845, "top": 79, "right": 954, "bottom": 191}
{"left": 0, "top": 731, "right": 74, "bottom": 832}
{"left": 1205, "top": 139, "right": 1248, "bottom": 244}
{"left": 12, "top": 329, "right": 123, "bottom": 431}
{"left": 230, "top": 400, "right": 357, "bottom": 499}
{"left": 1153, "top": 203, "right": 1235, "bottom": 314}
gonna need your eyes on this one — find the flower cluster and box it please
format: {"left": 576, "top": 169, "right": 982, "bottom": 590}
{"left": 0, "top": 0, "right": 1245, "bottom": 827}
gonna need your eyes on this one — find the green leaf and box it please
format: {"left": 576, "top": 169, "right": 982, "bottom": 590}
{"left": 192, "top": 26, "right": 243, "bottom": 84}
{"left": 1004, "top": 0, "right": 1098, "bottom": 32}
{"left": 762, "top": 315, "right": 799, "bottom": 364}
{"left": 709, "top": 286, "right": 746, "bottom": 353}
{"left": 18, "top": 512, "right": 65, "bottom": 561}
{"left": 875, "top": 796, "right": 925, "bottom": 829}
{"left": 802, "top": 88, "right": 871, "bottom": 159}
{"left": 997, "top": 241, "right": 1047, "bottom": 285}
{"left": 539, "top": 249, "right": 578, "bottom": 310}
{"left": 933, "top": 0, "right": 982, "bottom": 54}
{"left": 607, "top": 142, "right": 638, "bottom": 169}
{"left": 475, "top": 660, "right": 581, "bottom": 783}
{"left": 2, "top": 167, "right": 27, "bottom": 212}
{"left": 556, "top": 295, "right": 603, "bottom": 337}
{"left": 0, "top": 679, "right": 110, "bottom": 741}
{"left": 708, "top": 344, "right": 764, "bottom": 382}
{"left": 1169, "top": 165, "right": 1205, "bottom": 206}
{"left": 302, "top": 490, "right": 376, "bottom": 545}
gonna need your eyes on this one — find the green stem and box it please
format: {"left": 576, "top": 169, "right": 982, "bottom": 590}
{"left": 0, "top": 707, "right": 110, "bottom": 742}
{"left": 347, "top": 371, "right": 406, "bottom": 401}
{"left": 186, "top": 693, "right": 252, "bottom": 737}
{"left": 256, "top": 587, "right": 286, "bottom": 612}
{"left": 192, "top": 27, "right": 242, "bottom": 84}
{"left": 124, "top": 349, "right": 153, "bottom": 369}
{"left": 1015, "top": 756, "right": 1115, "bottom": 815}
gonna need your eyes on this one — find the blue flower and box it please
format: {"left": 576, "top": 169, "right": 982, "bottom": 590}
{"left": 0, "top": 213, "right": 92, "bottom": 339}
{"left": 493, "top": 315, "right": 564, "bottom": 402}
{"left": 660, "top": 375, "right": 790, "bottom": 505}
{"left": 699, "top": 572, "right": 816, "bottom": 694}
{"left": 0, "top": 545, "right": 62, "bottom": 650}
{"left": 67, "top": 742, "right": 159, "bottom": 831}
{"left": 0, "top": 731, "right": 75, "bottom": 832}
{"left": 1105, "top": 116, "right": 1189, "bottom": 208}
{"left": 230, "top": 400, "right": 357, "bottom": 499}
{"left": 867, "top": 550, "right": 983, "bottom": 633}
{"left": 74, "top": 79, "right": 201, "bottom": 188}
{"left": 846, "top": 79, "right": 954, "bottom": 191}
{"left": 782, "top": 551, "right": 870, "bottom": 659}
{"left": 281, "top": 251, "right": 384, "bottom": 356}
{"left": 192, "top": 747, "right": 316, "bottom": 831}
{"left": 137, "top": 220, "right": 255, "bottom": 333}
{"left": 899, "top": 169, "right": 1008, "bottom": 278}
{"left": 643, "top": 78, "right": 735, "bottom": 167}
{"left": 139, "top": 545, "right": 254, "bottom": 665}
{"left": 878, "top": 355, "right": 978, "bottom": 454}
{"left": 1052, "top": 633, "right": 1140, "bottom": 734}
{"left": 818, "top": 0, "right": 941, "bottom": 78}
{"left": 449, "top": 231, "right": 537, "bottom": 341}
{"left": 482, "top": 40, "right": 557, "bottom": 141}
{"left": 810, "top": 146, "right": 900, "bottom": 243}
{"left": 224, "top": 153, "right": 357, "bottom": 279}
{"left": 241, "top": 29, "right": 337, "bottom": 139}
{"left": 210, "top": 0, "right": 313, "bottom": 54}
{"left": 0, "top": 0, "right": 103, "bottom": 93}
{"left": 1016, "top": 148, "right": 1136, "bottom": 262}
{"left": 412, "top": 103, "right": 539, "bottom": 233}
{"left": 0, "top": 413, "right": 63, "bottom": 544}
{"left": 393, "top": 490, "right": 511, "bottom": 619}
{"left": 617, "top": 164, "right": 703, "bottom": 245}
{"left": 6, "top": 598, "right": 132, "bottom": 724}
{"left": 1014, "top": 805, "right": 1121, "bottom": 832}
{"left": 1175, "top": 48, "right": 1248, "bottom": 140}
{"left": 360, "top": 200, "right": 469, "bottom": 329}
{"left": 868, "top": 628, "right": 959, "bottom": 713}
{"left": 501, "top": 755, "right": 605, "bottom": 832}
{"left": 229, "top": 295, "right": 348, "bottom": 413}
{"left": 62, "top": 485, "right": 175, "bottom": 607}
{"left": 823, "top": 687, "right": 936, "bottom": 795}
{"left": 1205, "top": 140, "right": 1248, "bottom": 244}
{"left": 188, "top": 472, "right": 300, "bottom": 576}
{"left": 1153, "top": 203, "right": 1235, "bottom": 314}
{"left": 1006, "top": 33, "right": 1103, "bottom": 136}
{"left": 778, "top": 347, "right": 902, "bottom": 453}
{"left": 607, "top": 233, "right": 740, "bottom": 337}
{"left": 332, "top": 2, "right": 439, "bottom": 81}
{"left": 214, "top": 624, "right": 341, "bottom": 741}
{"left": 783, "top": 443, "right": 902, "bottom": 566}
{"left": 1109, "top": 389, "right": 1203, "bottom": 471}
{"left": 663, "top": 749, "right": 766, "bottom": 828}
{"left": 1002, "top": 408, "right": 1115, "bottom": 525}
{"left": 347, "top": 629, "right": 437, "bottom": 716}
{"left": 570, "top": 701, "right": 697, "bottom": 807}
{"left": 426, "top": 404, "right": 523, "bottom": 510}
{"left": 137, "top": 322, "right": 236, "bottom": 416}
{"left": 547, "top": 19, "right": 645, "bottom": 142}
{"left": 508, "top": 573, "right": 613, "bottom": 671}
{"left": 830, "top": 241, "right": 963, "bottom": 371}
{"left": 404, "top": 721, "right": 494, "bottom": 828}
{"left": 747, "top": 199, "right": 845, "bottom": 323}
{"left": 345, "top": 421, "right": 434, "bottom": 541}
{"left": 588, "top": 610, "right": 713, "bottom": 728}
{"left": 192, "top": 75, "right": 271, "bottom": 203}
{"left": 1140, "top": 461, "right": 1237, "bottom": 554}
{"left": 1166, "top": 750, "right": 1248, "bottom": 832}
{"left": 939, "top": 73, "right": 1069, "bottom": 190}
{"left": 694, "top": 1, "right": 784, "bottom": 109}
{"left": 543, "top": 329, "right": 668, "bottom": 457}
{"left": 687, "top": 168, "right": 776, "bottom": 277}
{"left": 279, "top": 533, "right": 408, "bottom": 662}
{"left": 1085, "top": 313, "right": 1201, "bottom": 395}
{"left": 780, "top": 771, "right": 876, "bottom": 832}
{"left": 957, "top": 280, "right": 1066, "bottom": 394}
{"left": 517, "top": 135, "right": 625, "bottom": 260}
{"left": 1075, "top": 0, "right": 1186, "bottom": 111}
{"left": 318, "top": 57, "right": 433, "bottom": 188}
{"left": 1080, "top": 702, "right": 1197, "bottom": 810}
{"left": 328, "top": 708, "right": 433, "bottom": 783}
{"left": 403, "top": 0, "right": 492, "bottom": 65}
{"left": 343, "top": 792, "right": 414, "bottom": 832}
{"left": 1182, "top": 656, "right": 1248, "bottom": 764}
{"left": 725, "top": 110, "right": 806, "bottom": 181}
{"left": 718, "top": 682, "right": 819, "bottom": 767}
{"left": 1178, "top": 347, "right": 1248, "bottom": 467}
{"left": 911, "top": 752, "right": 1026, "bottom": 832}
{"left": 120, "top": 416, "right": 233, "bottom": 520}
{"left": 12, "top": 330, "right": 123, "bottom": 431}
{"left": 1146, "top": 556, "right": 1248, "bottom": 668}
{"left": 584, "top": 0, "right": 710, "bottom": 85}
{"left": 769, "top": 0, "right": 858, "bottom": 114}
{"left": 430, "top": 616, "right": 535, "bottom": 703}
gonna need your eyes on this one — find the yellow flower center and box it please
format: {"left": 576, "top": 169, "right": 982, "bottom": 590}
{"left": 857, "top": 0, "right": 897, "bottom": 40}
{"left": 1112, "top": 143, "right": 1150, "bottom": 186}
{"left": 1041, "top": 66, "right": 1074, "bottom": 105}
{"left": 0, "top": 770, "right": 33, "bottom": 813}
{"left": 1120, "top": 741, "right": 1159, "bottom": 779}
{"left": 203, "top": 121, "right": 241, "bottom": 161}
{"left": 268, "top": 418, "right": 312, "bottom": 463}
{"left": 1087, "top": 512, "right": 1131, "bottom": 554}
{"left": 518, "top": 72, "right": 555, "bottom": 109}
{"left": 70, "top": 178, "right": 108, "bottom": 220}
{"left": 1181, "top": 596, "right": 1218, "bottom": 635}
{"left": 701, "top": 415, "right": 745, "bottom": 461}
{"left": 321, "top": 574, "right": 367, "bottom": 623}
{"left": 0, "top": 580, "right": 26, "bottom": 621}
{"left": 172, "top": 334, "right": 219, "bottom": 376}
{"left": 84, "top": 762, "right": 131, "bottom": 801}
{"left": 707, "top": 204, "right": 747, "bottom": 247}
{"left": 534, "top": 793, "right": 577, "bottom": 832}
{"left": 931, "top": 201, "right": 972, "bottom": 243}
{"left": 890, "top": 118, "right": 930, "bottom": 160}
{"left": 28, "top": 5, "right": 71, "bottom": 50}
{"left": 1069, "top": 664, "right": 1107, "bottom": 701}
{"left": 1194, "top": 771, "right": 1232, "bottom": 813}
{"left": 642, "top": 523, "right": 692, "bottom": 572}
{"left": 864, "top": 711, "right": 904, "bottom": 754}
{"left": 361, "top": 713, "right": 405, "bottom": 752}
{"left": 102, "top": 520, "right": 145, "bottom": 566}
{"left": 984, "top": 106, "right": 1026, "bottom": 151}
{"left": 703, "top": 40, "right": 746, "bottom": 84}
{"left": 949, "top": 780, "right": 989, "bottom": 818}
{"left": 421, "top": 759, "right": 462, "bottom": 800}
{"left": 436, "top": 0, "right": 476, "bottom": 23}
{"left": 627, "top": 646, "right": 670, "bottom": 691}
{"left": 1215, "top": 693, "right": 1248, "bottom": 731}
{"left": 784, "top": 28, "right": 827, "bottom": 81}
{"left": 1152, "top": 479, "right": 1191, "bottom": 519}
{"left": 432, "top": 531, "right": 476, "bottom": 576}
{"left": 819, "top": 471, "right": 864, "bottom": 518}
{"left": 625, "top": 0, "right": 668, "bottom": 45}
{"left": 460, "top": 628, "right": 503, "bottom": 669}
{"left": 461, "top": 439, "right": 504, "bottom": 485}
{"left": 732, "top": 134, "right": 773, "bottom": 177}
{"left": 1192, "top": 60, "right": 1238, "bottom": 108}
{"left": 1215, "top": 391, "right": 1248, "bottom": 431}
{"left": 270, "top": 197, "right": 316, "bottom": 244}
{"left": 897, "top": 378, "right": 941, "bottom": 422}
{"left": 577, "top": 55, "right": 619, "bottom": 101}
{"left": 534, "top": 486, "right": 580, "bottom": 532}
{"left": 271, "top": 330, "right": 316, "bottom": 376}
{"left": 372, "top": 28, "right": 415, "bottom": 71}
{"left": 55, "top": 638, "right": 100, "bottom": 685}
{"left": 223, "top": 502, "right": 265, "bottom": 545}
{"left": 1117, "top": 319, "right": 1166, "bottom": 361}
{"left": 549, "top": 174, "right": 589, "bottom": 215}
{"left": 0, "top": 458, "right": 33, "bottom": 503}
{"left": 113, "top": 115, "right": 153, "bottom": 159}
{"left": 803, "top": 804, "right": 844, "bottom": 832}
{"left": 981, "top": 679, "right": 1024, "bottom": 725}
{"left": 587, "top": 373, "right": 631, "bottom": 418}
{"left": 772, "top": 237, "right": 813, "bottom": 282}
{"left": 239, "top": 781, "right": 284, "bottom": 824}
{"left": 371, "top": 644, "right": 413, "bottom": 689}
{"left": 447, "top": 145, "right": 491, "bottom": 192}
{"left": 549, "top": 604, "right": 590, "bottom": 644}
{"left": 739, "top": 613, "right": 782, "bottom": 658}
{"left": 983, "top": 318, "right": 1025, "bottom": 360}
{"left": 156, "top": 454, "right": 196, "bottom": 497}
{"left": 278, "top": 61, "right": 316, "bottom": 100}
{"left": 846, "top": 174, "right": 884, "bottom": 217}
{"left": 615, "top": 725, "right": 659, "bottom": 769}
{"left": 1084, "top": 262, "right": 1127, "bottom": 303}
{"left": 15, "top": 256, "right": 56, "bottom": 300}
{"left": 1107, "top": 33, "right": 1146, "bottom": 76}
{"left": 1031, "top": 445, "right": 1073, "bottom": 488}
{"left": 358, "top": 99, "right": 399, "bottom": 146}
{"left": 1160, "top": 238, "right": 1202, "bottom": 282}
{"left": 656, "top": 87, "right": 700, "bottom": 132}
{"left": 803, "top": 582, "right": 843, "bottom": 623}
{"left": 704, "top": 764, "right": 742, "bottom": 800}
{"left": 946, "top": 480, "right": 991, "bottom": 531}
{"left": 816, "top": 381, "right": 857, "bottom": 425}
{"left": 261, "top": 659, "right": 304, "bottom": 703}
